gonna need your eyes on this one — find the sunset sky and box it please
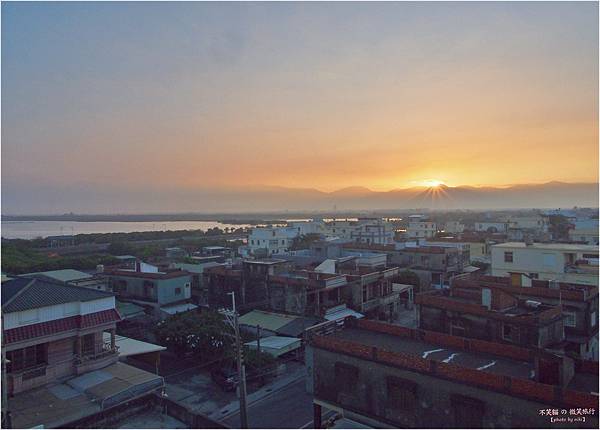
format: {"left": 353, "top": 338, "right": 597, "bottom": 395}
{"left": 2, "top": 2, "right": 598, "bottom": 213}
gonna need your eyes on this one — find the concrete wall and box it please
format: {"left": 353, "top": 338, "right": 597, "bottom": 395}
{"left": 312, "top": 347, "right": 597, "bottom": 428}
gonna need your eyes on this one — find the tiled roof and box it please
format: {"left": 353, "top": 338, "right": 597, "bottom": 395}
{"left": 4, "top": 309, "right": 121, "bottom": 344}
{"left": 1, "top": 278, "right": 32, "bottom": 304}
{"left": 1, "top": 277, "right": 114, "bottom": 313}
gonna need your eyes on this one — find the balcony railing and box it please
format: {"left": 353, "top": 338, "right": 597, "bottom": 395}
{"left": 15, "top": 364, "right": 47, "bottom": 381}
{"left": 76, "top": 342, "right": 119, "bottom": 364}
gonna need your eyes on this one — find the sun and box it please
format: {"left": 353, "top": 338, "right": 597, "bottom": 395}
{"left": 420, "top": 179, "right": 445, "bottom": 188}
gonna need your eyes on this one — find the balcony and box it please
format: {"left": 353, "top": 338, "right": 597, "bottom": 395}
{"left": 75, "top": 342, "right": 119, "bottom": 374}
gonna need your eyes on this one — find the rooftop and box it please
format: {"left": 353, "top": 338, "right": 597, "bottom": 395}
{"left": 21, "top": 269, "right": 94, "bottom": 283}
{"left": 103, "top": 269, "right": 191, "bottom": 280}
{"left": 7, "top": 362, "right": 163, "bottom": 429}
{"left": 1, "top": 277, "right": 114, "bottom": 313}
{"left": 492, "top": 242, "right": 599, "bottom": 252}
{"left": 311, "top": 319, "right": 598, "bottom": 407}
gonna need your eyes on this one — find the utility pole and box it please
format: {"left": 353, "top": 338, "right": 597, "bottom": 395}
{"left": 256, "top": 325, "right": 261, "bottom": 374}
{"left": 220, "top": 292, "right": 248, "bottom": 428}
{"left": 2, "top": 311, "right": 11, "bottom": 429}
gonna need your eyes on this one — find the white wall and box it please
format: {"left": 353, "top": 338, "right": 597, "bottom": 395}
{"left": 4, "top": 296, "right": 115, "bottom": 330}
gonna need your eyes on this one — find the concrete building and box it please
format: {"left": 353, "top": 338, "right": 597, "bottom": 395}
{"left": 473, "top": 221, "right": 508, "bottom": 233}
{"left": 288, "top": 219, "right": 326, "bottom": 236}
{"left": 491, "top": 242, "right": 599, "bottom": 286}
{"left": 324, "top": 219, "right": 361, "bottom": 241}
{"left": 203, "top": 259, "right": 293, "bottom": 311}
{"left": 451, "top": 274, "right": 599, "bottom": 360}
{"left": 307, "top": 318, "right": 598, "bottom": 429}
{"left": 415, "top": 284, "right": 565, "bottom": 350}
{"left": 104, "top": 266, "right": 193, "bottom": 318}
{"left": 165, "top": 247, "right": 188, "bottom": 259}
{"left": 22, "top": 269, "right": 109, "bottom": 291}
{"left": 170, "top": 261, "right": 223, "bottom": 305}
{"left": 350, "top": 218, "right": 395, "bottom": 245}
{"left": 506, "top": 216, "right": 550, "bottom": 241}
{"left": 2, "top": 277, "right": 163, "bottom": 428}
{"left": 568, "top": 220, "right": 599, "bottom": 246}
{"left": 443, "top": 221, "right": 465, "bottom": 234}
{"left": 406, "top": 218, "right": 437, "bottom": 239}
{"left": 245, "top": 226, "right": 299, "bottom": 257}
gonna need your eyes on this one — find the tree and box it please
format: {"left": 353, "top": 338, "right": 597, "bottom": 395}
{"left": 155, "top": 311, "right": 233, "bottom": 361}
{"left": 397, "top": 270, "right": 421, "bottom": 291}
{"left": 290, "top": 233, "right": 322, "bottom": 250}
{"left": 107, "top": 241, "right": 135, "bottom": 256}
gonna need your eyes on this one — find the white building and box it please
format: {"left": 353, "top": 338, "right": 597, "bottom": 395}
{"left": 474, "top": 221, "right": 508, "bottom": 233}
{"left": 323, "top": 219, "right": 360, "bottom": 240}
{"left": 568, "top": 220, "right": 599, "bottom": 246}
{"left": 350, "top": 218, "right": 395, "bottom": 245}
{"left": 491, "top": 242, "right": 599, "bottom": 286}
{"left": 288, "top": 219, "right": 325, "bottom": 236}
{"left": 443, "top": 221, "right": 465, "bottom": 234}
{"left": 246, "top": 226, "right": 298, "bottom": 256}
{"left": 406, "top": 217, "right": 437, "bottom": 239}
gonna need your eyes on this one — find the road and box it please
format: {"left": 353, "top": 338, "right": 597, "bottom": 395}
{"left": 223, "top": 378, "right": 315, "bottom": 429}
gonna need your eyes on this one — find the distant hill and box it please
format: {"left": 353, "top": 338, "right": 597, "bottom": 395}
{"left": 2, "top": 182, "right": 598, "bottom": 215}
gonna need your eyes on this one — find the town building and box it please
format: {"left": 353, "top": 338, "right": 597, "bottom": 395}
{"left": 104, "top": 264, "right": 194, "bottom": 318}
{"left": 443, "top": 221, "right": 465, "bottom": 234}
{"left": 203, "top": 259, "right": 293, "bottom": 311}
{"left": 491, "top": 242, "right": 599, "bottom": 286}
{"left": 451, "top": 274, "right": 599, "bottom": 360}
{"left": 506, "top": 215, "right": 550, "bottom": 241}
{"left": 165, "top": 246, "right": 188, "bottom": 259}
{"left": 415, "top": 283, "right": 565, "bottom": 350}
{"left": 568, "top": 219, "right": 599, "bottom": 246}
{"left": 169, "top": 261, "right": 223, "bottom": 305}
{"left": 473, "top": 221, "right": 508, "bottom": 233}
{"left": 1, "top": 277, "right": 163, "bottom": 428}
{"left": 406, "top": 215, "right": 437, "bottom": 239}
{"left": 22, "top": 269, "right": 109, "bottom": 291}
{"left": 288, "top": 219, "right": 326, "bottom": 236}
{"left": 306, "top": 318, "right": 598, "bottom": 429}
{"left": 349, "top": 218, "right": 395, "bottom": 245}
{"left": 243, "top": 226, "right": 299, "bottom": 257}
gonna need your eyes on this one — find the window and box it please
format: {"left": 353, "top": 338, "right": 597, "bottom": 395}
{"left": 452, "top": 394, "right": 485, "bottom": 428}
{"left": 504, "top": 252, "right": 513, "bottom": 263}
{"left": 583, "top": 254, "right": 599, "bottom": 259}
{"left": 175, "top": 287, "right": 182, "bottom": 295}
{"left": 529, "top": 273, "right": 539, "bottom": 279}
{"left": 334, "top": 362, "right": 359, "bottom": 392}
{"left": 387, "top": 376, "right": 417, "bottom": 410}
{"left": 82, "top": 333, "right": 95, "bottom": 355}
{"left": 502, "top": 324, "right": 514, "bottom": 341}
{"left": 281, "top": 240, "right": 285, "bottom": 245}
{"left": 591, "top": 312, "right": 597, "bottom": 328}
{"left": 6, "top": 344, "right": 47, "bottom": 373}
{"left": 362, "top": 285, "right": 368, "bottom": 302}
{"left": 564, "top": 311, "right": 577, "bottom": 327}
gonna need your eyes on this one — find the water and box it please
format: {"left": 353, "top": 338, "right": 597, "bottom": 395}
{"left": 1, "top": 220, "right": 253, "bottom": 240}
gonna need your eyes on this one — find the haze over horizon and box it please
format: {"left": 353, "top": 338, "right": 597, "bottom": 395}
{"left": 2, "top": 2, "right": 598, "bottom": 214}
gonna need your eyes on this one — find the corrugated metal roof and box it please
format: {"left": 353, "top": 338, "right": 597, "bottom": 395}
{"left": 239, "top": 310, "right": 299, "bottom": 332}
{"left": 103, "top": 332, "right": 166, "bottom": 357}
{"left": 324, "top": 306, "right": 364, "bottom": 322}
{"left": 1, "top": 277, "right": 114, "bottom": 313}
{"left": 22, "top": 269, "right": 93, "bottom": 283}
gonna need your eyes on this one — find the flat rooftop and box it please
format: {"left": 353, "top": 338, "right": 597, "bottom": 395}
{"left": 7, "top": 362, "right": 163, "bottom": 429}
{"left": 492, "top": 242, "right": 599, "bottom": 252}
{"left": 331, "top": 327, "right": 533, "bottom": 380}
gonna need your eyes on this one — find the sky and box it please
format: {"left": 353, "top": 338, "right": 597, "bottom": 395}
{"left": 2, "top": 2, "right": 598, "bottom": 214}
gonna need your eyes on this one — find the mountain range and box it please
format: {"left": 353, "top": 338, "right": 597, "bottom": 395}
{"left": 4, "top": 181, "right": 597, "bottom": 215}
